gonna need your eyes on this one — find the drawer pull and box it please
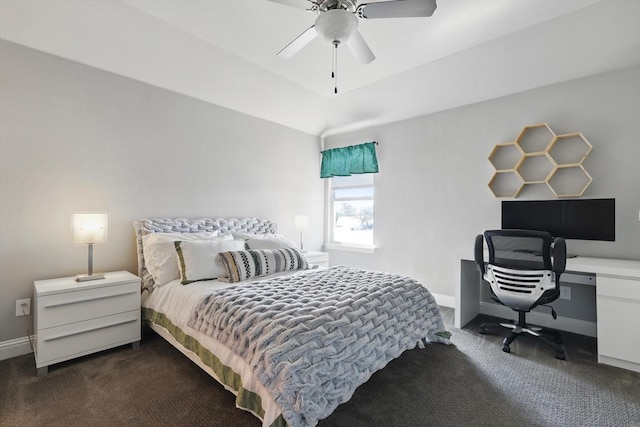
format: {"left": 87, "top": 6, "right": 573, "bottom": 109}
{"left": 44, "top": 318, "right": 138, "bottom": 342}
{"left": 44, "top": 291, "right": 138, "bottom": 309}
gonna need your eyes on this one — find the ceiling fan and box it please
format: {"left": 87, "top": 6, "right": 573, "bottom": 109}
{"left": 269, "top": 0, "right": 438, "bottom": 93}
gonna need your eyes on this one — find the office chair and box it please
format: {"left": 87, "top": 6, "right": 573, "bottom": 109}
{"left": 474, "top": 229, "right": 567, "bottom": 360}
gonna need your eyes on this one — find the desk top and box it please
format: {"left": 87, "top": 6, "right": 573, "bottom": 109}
{"left": 565, "top": 257, "right": 640, "bottom": 279}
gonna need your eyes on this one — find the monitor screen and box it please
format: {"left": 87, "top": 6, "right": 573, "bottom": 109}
{"left": 501, "top": 198, "right": 615, "bottom": 241}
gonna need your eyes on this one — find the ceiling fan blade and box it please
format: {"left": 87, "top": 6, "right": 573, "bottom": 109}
{"left": 358, "top": 0, "right": 437, "bottom": 19}
{"left": 277, "top": 25, "right": 318, "bottom": 58}
{"left": 266, "top": 0, "right": 317, "bottom": 11}
{"left": 346, "top": 30, "right": 375, "bottom": 64}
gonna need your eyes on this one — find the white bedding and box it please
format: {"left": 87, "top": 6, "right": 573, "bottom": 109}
{"left": 187, "top": 266, "right": 449, "bottom": 427}
{"left": 142, "top": 269, "right": 317, "bottom": 426}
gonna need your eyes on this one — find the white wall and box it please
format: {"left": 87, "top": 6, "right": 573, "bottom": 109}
{"left": 0, "top": 40, "right": 323, "bottom": 345}
{"left": 324, "top": 65, "right": 640, "bottom": 298}
{"left": 2, "top": 38, "right": 639, "bottom": 354}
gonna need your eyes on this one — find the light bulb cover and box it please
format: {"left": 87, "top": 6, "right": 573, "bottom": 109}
{"left": 315, "top": 9, "right": 358, "bottom": 43}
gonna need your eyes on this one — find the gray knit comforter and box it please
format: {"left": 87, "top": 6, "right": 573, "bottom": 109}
{"left": 188, "top": 266, "right": 450, "bottom": 427}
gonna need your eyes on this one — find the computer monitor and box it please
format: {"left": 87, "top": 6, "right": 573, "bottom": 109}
{"left": 501, "top": 198, "right": 615, "bottom": 241}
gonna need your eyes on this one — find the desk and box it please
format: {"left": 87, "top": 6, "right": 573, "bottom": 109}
{"left": 456, "top": 256, "right": 640, "bottom": 373}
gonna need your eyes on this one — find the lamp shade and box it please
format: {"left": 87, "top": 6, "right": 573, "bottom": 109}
{"left": 294, "top": 215, "right": 309, "bottom": 231}
{"left": 73, "top": 212, "right": 109, "bottom": 244}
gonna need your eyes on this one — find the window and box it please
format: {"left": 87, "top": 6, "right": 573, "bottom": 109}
{"left": 329, "top": 174, "right": 374, "bottom": 248}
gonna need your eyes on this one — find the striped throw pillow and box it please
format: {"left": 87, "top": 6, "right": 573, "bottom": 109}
{"left": 218, "top": 248, "right": 308, "bottom": 283}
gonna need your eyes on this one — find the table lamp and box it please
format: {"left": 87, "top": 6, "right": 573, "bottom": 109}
{"left": 72, "top": 212, "right": 108, "bottom": 281}
{"left": 294, "top": 215, "right": 309, "bottom": 251}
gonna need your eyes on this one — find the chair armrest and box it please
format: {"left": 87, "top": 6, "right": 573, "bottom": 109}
{"left": 474, "top": 234, "right": 485, "bottom": 275}
{"left": 552, "top": 237, "right": 567, "bottom": 275}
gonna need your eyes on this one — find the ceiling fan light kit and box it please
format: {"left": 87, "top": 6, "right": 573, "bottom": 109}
{"left": 315, "top": 9, "right": 358, "bottom": 43}
{"left": 272, "top": 0, "right": 437, "bottom": 93}
{"left": 316, "top": 9, "right": 359, "bottom": 94}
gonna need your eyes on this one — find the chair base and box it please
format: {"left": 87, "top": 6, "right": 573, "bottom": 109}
{"left": 478, "top": 312, "right": 566, "bottom": 360}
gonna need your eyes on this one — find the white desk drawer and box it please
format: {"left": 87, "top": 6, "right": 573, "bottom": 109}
{"left": 36, "top": 310, "right": 140, "bottom": 366}
{"left": 37, "top": 282, "right": 140, "bottom": 329}
{"left": 597, "top": 276, "right": 640, "bottom": 300}
{"left": 597, "top": 298, "right": 640, "bottom": 364}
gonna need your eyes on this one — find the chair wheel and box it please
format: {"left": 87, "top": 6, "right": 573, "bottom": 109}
{"left": 478, "top": 327, "right": 487, "bottom": 334}
{"left": 556, "top": 351, "right": 566, "bottom": 360}
{"left": 502, "top": 344, "right": 511, "bottom": 353}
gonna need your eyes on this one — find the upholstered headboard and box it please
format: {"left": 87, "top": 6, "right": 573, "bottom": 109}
{"left": 133, "top": 217, "right": 277, "bottom": 290}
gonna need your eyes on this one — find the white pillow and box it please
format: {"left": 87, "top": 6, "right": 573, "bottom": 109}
{"left": 245, "top": 236, "right": 297, "bottom": 250}
{"left": 175, "top": 239, "right": 246, "bottom": 284}
{"left": 142, "top": 232, "right": 232, "bottom": 287}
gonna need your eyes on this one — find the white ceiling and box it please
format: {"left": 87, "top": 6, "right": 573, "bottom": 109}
{"left": 2, "top": 0, "right": 640, "bottom": 136}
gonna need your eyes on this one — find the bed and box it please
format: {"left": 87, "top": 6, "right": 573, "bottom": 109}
{"left": 135, "top": 217, "right": 450, "bottom": 427}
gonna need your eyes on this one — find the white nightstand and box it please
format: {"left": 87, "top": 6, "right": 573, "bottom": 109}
{"left": 303, "top": 251, "right": 330, "bottom": 268}
{"left": 34, "top": 270, "right": 141, "bottom": 375}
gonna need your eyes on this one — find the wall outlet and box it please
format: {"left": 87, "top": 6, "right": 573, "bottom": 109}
{"left": 559, "top": 286, "right": 571, "bottom": 300}
{"left": 16, "top": 298, "right": 31, "bottom": 316}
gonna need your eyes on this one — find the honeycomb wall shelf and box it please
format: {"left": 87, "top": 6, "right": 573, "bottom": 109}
{"left": 548, "top": 133, "right": 592, "bottom": 165}
{"left": 488, "top": 171, "right": 525, "bottom": 198}
{"left": 547, "top": 165, "right": 593, "bottom": 197}
{"left": 516, "top": 123, "right": 556, "bottom": 154}
{"left": 517, "top": 153, "right": 555, "bottom": 184}
{"left": 488, "top": 123, "right": 593, "bottom": 198}
{"left": 488, "top": 143, "right": 524, "bottom": 171}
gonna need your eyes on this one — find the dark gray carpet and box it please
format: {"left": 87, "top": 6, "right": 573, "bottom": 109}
{"left": 1, "top": 308, "right": 639, "bottom": 427}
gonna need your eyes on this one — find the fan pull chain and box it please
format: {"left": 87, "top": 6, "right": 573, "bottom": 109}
{"left": 331, "top": 42, "right": 335, "bottom": 79}
{"left": 332, "top": 41, "right": 339, "bottom": 94}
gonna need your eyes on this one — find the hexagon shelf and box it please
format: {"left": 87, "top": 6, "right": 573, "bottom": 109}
{"left": 547, "top": 166, "right": 593, "bottom": 197}
{"left": 488, "top": 123, "right": 593, "bottom": 198}
{"left": 516, "top": 123, "right": 556, "bottom": 154}
{"left": 548, "top": 133, "right": 592, "bottom": 165}
{"left": 517, "top": 153, "right": 555, "bottom": 184}
{"left": 489, "top": 143, "right": 523, "bottom": 171}
{"left": 488, "top": 171, "right": 525, "bottom": 198}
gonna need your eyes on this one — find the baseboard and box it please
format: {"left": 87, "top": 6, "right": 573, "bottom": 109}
{"left": 598, "top": 355, "right": 640, "bottom": 374}
{"left": 0, "top": 335, "right": 34, "bottom": 361}
{"left": 479, "top": 302, "right": 597, "bottom": 337}
{"left": 432, "top": 293, "right": 455, "bottom": 309}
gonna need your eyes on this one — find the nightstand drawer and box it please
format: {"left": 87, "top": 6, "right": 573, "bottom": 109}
{"left": 36, "top": 310, "right": 140, "bottom": 366}
{"left": 37, "top": 282, "right": 139, "bottom": 328}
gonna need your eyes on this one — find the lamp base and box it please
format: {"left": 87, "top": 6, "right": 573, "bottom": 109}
{"left": 75, "top": 272, "right": 105, "bottom": 282}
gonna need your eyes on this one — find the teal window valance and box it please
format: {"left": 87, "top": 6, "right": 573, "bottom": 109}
{"left": 320, "top": 142, "right": 379, "bottom": 178}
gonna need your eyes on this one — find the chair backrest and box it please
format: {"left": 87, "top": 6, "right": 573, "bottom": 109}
{"left": 486, "top": 229, "right": 553, "bottom": 270}
{"left": 475, "top": 229, "right": 566, "bottom": 312}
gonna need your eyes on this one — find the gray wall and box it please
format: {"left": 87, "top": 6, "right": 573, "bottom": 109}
{"left": 0, "top": 40, "right": 323, "bottom": 343}
{"left": 324, "top": 65, "right": 640, "bottom": 298}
